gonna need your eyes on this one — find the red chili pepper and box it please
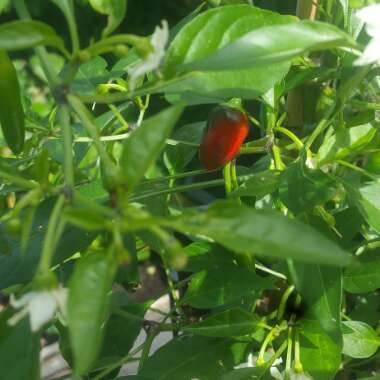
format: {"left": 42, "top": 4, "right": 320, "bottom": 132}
{"left": 200, "top": 105, "right": 249, "bottom": 170}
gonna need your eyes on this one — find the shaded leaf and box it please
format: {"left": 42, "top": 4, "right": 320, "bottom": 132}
{"left": 279, "top": 163, "right": 336, "bottom": 214}
{"left": 140, "top": 336, "right": 242, "bottom": 379}
{"left": 164, "top": 121, "right": 204, "bottom": 172}
{"left": 184, "top": 242, "right": 235, "bottom": 272}
{"left": 182, "top": 267, "right": 273, "bottom": 309}
{"left": 0, "top": 198, "right": 95, "bottom": 290}
{"left": 344, "top": 249, "right": 380, "bottom": 293}
{"left": 0, "top": 309, "right": 40, "bottom": 380}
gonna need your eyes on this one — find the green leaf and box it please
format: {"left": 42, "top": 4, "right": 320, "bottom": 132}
{"left": 184, "top": 242, "right": 236, "bottom": 272}
{"left": 113, "top": 377, "right": 152, "bottom": 380}
{"left": 164, "top": 121, "right": 204, "bottom": 172}
{"left": 72, "top": 56, "right": 110, "bottom": 95}
{"left": 222, "top": 367, "right": 265, "bottom": 380}
{"left": 279, "top": 163, "right": 336, "bottom": 214}
{"left": 50, "top": 0, "right": 77, "bottom": 49}
{"left": 0, "top": 0, "right": 10, "bottom": 14}
{"left": 344, "top": 249, "right": 380, "bottom": 293}
{"left": 67, "top": 251, "right": 117, "bottom": 375}
{"left": 121, "top": 104, "right": 184, "bottom": 190}
{"left": 182, "top": 21, "right": 354, "bottom": 72}
{"left": 140, "top": 336, "right": 240, "bottom": 379}
{"left": 165, "top": 5, "right": 295, "bottom": 73}
{"left": 318, "top": 124, "right": 376, "bottom": 165}
{"left": 0, "top": 198, "right": 95, "bottom": 289}
{"left": 299, "top": 319, "right": 342, "bottom": 380}
{"left": 0, "top": 20, "right": 64, "bottom": 51}
{"left": 342, "top": 321, "right": 380, "bottom": 359}
{"left": 184, "top": 308, "right": 261, "bottom": 337}
{"left": 161, "top": 65, "right": 291, "bottom": 104}
{"left": 165, "top": 201, "right": 351, "bottom": 267}
{"left": 233, "top": 170, "right": 281, "bottom": 198}
{"left": 346, "top": 182, "right": 380, "bottom": 235}
{"left": 0, "top": 309, "right": 40, "bottom": 380}
{"left": 161, "top": 5, "right": 295, "bottom": 104}
{"left": 97, "top": 302, "right": 150, "bottom": 365}
{"left": 293, "top": 264, "right": 342, "bottom": 342}
{"left": 182, "top": 267, "right": 273, "bottom": 309}
{"left": 89, "top": 0, "right": 128, "bottom": 36}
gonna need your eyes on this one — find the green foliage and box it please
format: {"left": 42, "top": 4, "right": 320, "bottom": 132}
{"left": 0, "top": 20, "right": 64, "bottom": 52}
{"left": 67, "top": 251, "right": 117, "bottom": 374}
{"left": 0, "top": 0, "right": 379, "bottom": 379}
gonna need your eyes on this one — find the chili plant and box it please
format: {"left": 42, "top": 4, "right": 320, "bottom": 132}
{"left": 0, "top": 0, "right": 380, "bottom": 379}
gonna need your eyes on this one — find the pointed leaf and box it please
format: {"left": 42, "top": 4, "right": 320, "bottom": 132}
{"left": 182, "top": 267, "right": 273, "bottom": 309}
{"left": 165, "top": 201, "right": 351, "bottom": 267}
{"left": 0, "top": 20, "right": 64, "bottom": 51}
{"left": 183, "top": 21, "right": 355, "bottom": 72}
{"left": 89, "top": 0, "right": 128, "bottom": 37}
{"left": 67, "top": 251, "right": 117, "bottom": 375}
{"left": 184, "top": 308, "right": 261, "bottom": 337}
{"left": 344, "top": 249, "right": 380, "bottom": 293}
{"left": 121, "top": 104, "right": 184, "bottom": 190}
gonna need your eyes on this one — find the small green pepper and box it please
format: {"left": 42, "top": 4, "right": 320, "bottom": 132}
{"left": 0, "top": 50, "right": 25, "bottom": 154}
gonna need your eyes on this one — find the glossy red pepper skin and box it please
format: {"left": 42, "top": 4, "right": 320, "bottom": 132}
{"left": 200, "top": 105, "right": 249, "bottom": 170}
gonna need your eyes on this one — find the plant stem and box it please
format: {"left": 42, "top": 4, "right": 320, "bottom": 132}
{"left": 286, "top": 0, "right": 318, "bottom": 129}
{"left": 336, "top": 159, "right": 378, "bottom": 181}
{"left": 349, "top": 99, "right": 380, "bottom": 110}
{"left": 140, "top": 168, "right": 219, "bottom": 185}
{"left": 92, "top": 341, "right": 147, "bottom": 380}
{"left": 294, "top": 329, "right": 304, "bottom": 372}
{"left": 286, "top": 325, "right": 294, "bottom": 372}
{"left": 58, "top": 104, "right": 75, "bottom": 187}
{"left": 109, "top": 104, "right": 129, "bottom": 130}
{"left": 51, "top": 0, "right": 80, "bottom": 54}
{"left": 63, "top": 1, "right": 80, "bottom": 54}
{"left": 275, "top": 127, "right": 304, "bottom": 150}
{"left": 223, "top": 162, "right": 233, "bottom": 196}
{"left": 272, "top": 145, "right": 285, "bottom": 171}
{"left": 257, "top": 324, "right": 285, "bottom": 365}
{"left": 277, "top": 285, "right": 295, "bottom": 321}
{"left": 0, "top": 170, "right": 39, "bottom": 190}
{"left": 304, "top": 113, "right": 332, "bottom": 150}
{"left": 239, "top": 146, "right": 266, "bottom": 154}
{"left": 67, "top": 94, "right": 115, "bottom": 171}
{"left": 131, "top": 171, "right": 265, "bottom": 202}
{"left": 131, "top": 177, "right": 225, "bottom": 202}
{"left": 164, "top": 266, "right": 183, "bottom": 319}
{"left": 137, "top": 331, "right": 157, "bottom": 372}
{"left": 136, "top": 94, "right": 150, "bottom": 127}
{"left": 296, "top": 0, "right": 318, "bottom": 20}
{"left": 0, "top": 187, "right": 42, "bottom": 222}
{"left": 255, "top": 263, "right": 287, "bottom": 280}
{"left": 37, "top": 195, "right": 66, "bottom": 274}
